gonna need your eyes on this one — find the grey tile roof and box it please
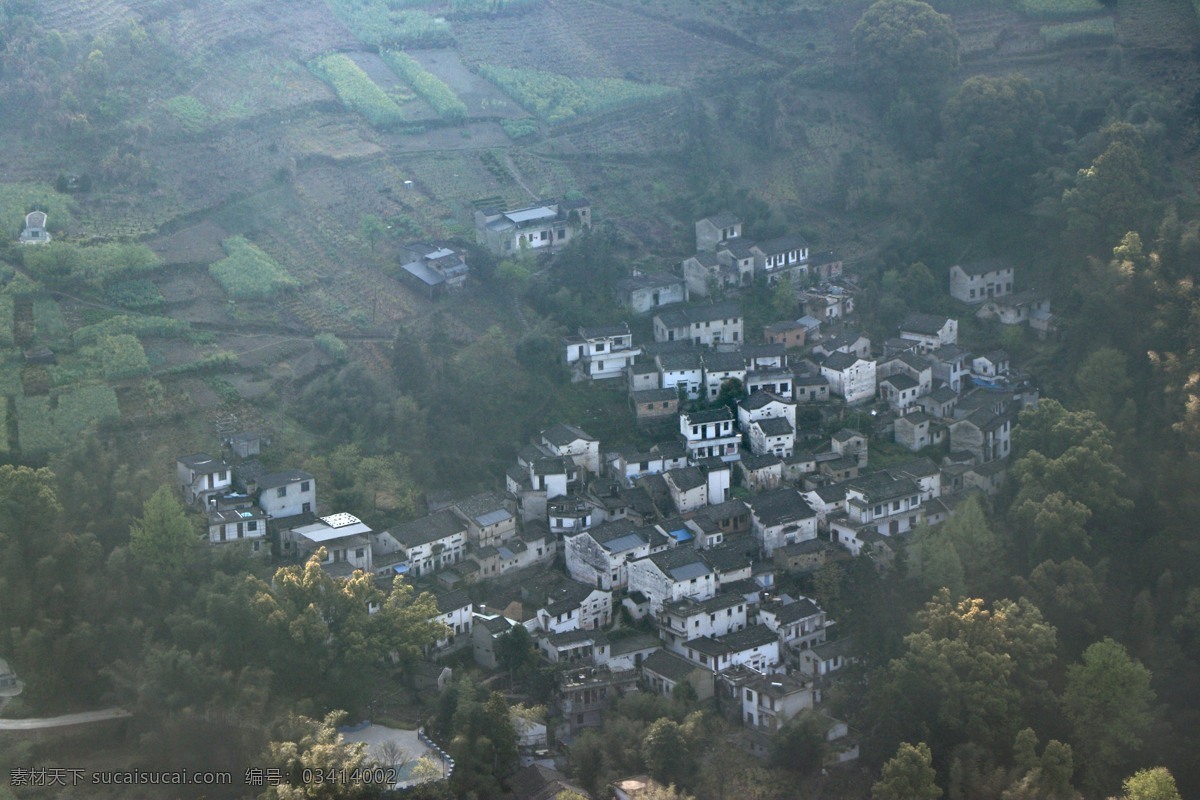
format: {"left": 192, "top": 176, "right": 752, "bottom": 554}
{"left": 655, "top": 301, "right": 742, "bottom": 328}
{"left": 392, "top": 510, "right": 466, "bottom": 547}
{"left": 749, "top": 489, "right": 816, "bottom": 526}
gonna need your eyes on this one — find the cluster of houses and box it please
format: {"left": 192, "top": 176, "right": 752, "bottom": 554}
{"left": 170, "top": 207, "right": 1058, "bottom": 793}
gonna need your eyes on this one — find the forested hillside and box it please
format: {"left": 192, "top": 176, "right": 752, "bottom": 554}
{"left": 1, "top": 0, "right": 1199, "bottom": 797}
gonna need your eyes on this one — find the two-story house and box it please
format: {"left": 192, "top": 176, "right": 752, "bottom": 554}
{"left": 752, "top": 235, "right": 810, "bottom": 285}
{"left": 391, "top": 510, "right": 467, "bottom": 578}
{"left": 451, "top": 492, "right": 517, "bottom": 548}
{"left": 759, "top": 597, "right": 828, "bottom": 665}
{"left": 683, "top": 625, "right": 781, "bottom": 675}
{"left": 475, "top": 198, "right": 590, "bottom": 255}
{"left": 177, "top": 453, "right": 232, "bottom": 507}
{"left": 563, "top": 324, "right": 642, "bottom": 381}
{"left": 663, "top": 466, "right": 709, "bottom": 514}
{"left": 399, "top": 242, "right": 469, "bottom": 296}
{"left": 539, "top": 423, "right": 601, "bottom": 477}
{"left": 695, "top": 212, "right": 743, "bottom": 252}
{"left": 284, "top": 512, "right": 373, "bottom": 576}
{"left": 207, "top": 505, "right": 269, "bottom": 552}
{"left": 653, "top": 303, "right": 743, "bottom": 348}
{"left": 431, "top": 589, "right": 473, "bottom": 652}
{"left": 749, "top": 489, "right": 818, "bottom": 557}
{"left": 626, "top": 548, "right": 717, "bottom": 614}
{"left": 682, "top": 251, "right": 740, "bottom": 298}
{"left": 701, "top": 350, "right": 748, "bottom": 401}
{"left": 737, "top": 392, "right": 797, "bottom": 436}
{"left": 898, "top": 313, "right": 958, "bottom": 353}
{"left": 659, "top": 593, "right": 749, "bottom": 655}
{"left": 616, "top": 272, "right": 688, "bottom": 314}
{"left": 950, "top": 260, "right": 1014, "bottom": 304}
{"left": 256, "top": 470, "right": 316, "bottom": 520}
{"left": 564, "top": 522, "right": 652, "bottom": 591}
{"left": 679, "top": 407, "right": 742, "bottom": 463}
{"left": 949, "top": 408, "right": 1012, "bottom": 464}
{"left": 820, "top": 351, "right": 876, "bottom": 405}
{"left": 735, "top": 671, "right": 815, "bottom": 734}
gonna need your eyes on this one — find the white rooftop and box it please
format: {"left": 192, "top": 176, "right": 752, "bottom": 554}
{"left": 506, "top": 206, "right": 556, "bottom": 224}
{"left": 322, "top": 512, "right": 362, "bottom": 528}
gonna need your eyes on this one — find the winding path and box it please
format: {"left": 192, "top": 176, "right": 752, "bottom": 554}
{"left": 0, "top": 708, "right": 131, "bottom": 731}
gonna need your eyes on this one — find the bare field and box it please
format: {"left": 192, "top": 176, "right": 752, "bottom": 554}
{"left": 407, "top": 49, "right": 525, "bottom": 119}
{"left": 147, "top": 221, "right": 229, "bottom": 265}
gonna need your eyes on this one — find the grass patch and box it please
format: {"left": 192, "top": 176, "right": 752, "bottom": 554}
{"left": 163, "top": 94, "right": 212, "bottom": 132}
{"left": 162, "top": 351, "right": 238, "bottom": 376}
{"left": 16, "top": 384, "right": 120, "bottom": 456}
{"left": 310, "top": 53, "right": 408, "bottom": 128}
{"left": 381, "top": 50, "right": 468, "bottom": 123}
{"left": 322, "top": 0, "right": 453, "bottom": 48}
{"left": 500, "top": 117, "right": 539, "bottom": 141}
{"left": 32, "top": 297, "right": 69, "bottom": 347}
{"left": 1041, "top": 17, "right": 1115, "bottom": 46}
{"left": 209, "top": 236, "right": 298, "bottom": 300}
{"left": 73, "top": 314, "right": 191, "bottom": 345}
{"left": 98, "top": 334, "right": 151, "bottom": 379}
{"left": 0, "top": 294, "right": 14, "bottom": 348}
{"left": 478, "top": 65, "right": 675, "bottom": 125}
{"left": 0, "top": 183, "right": 73, "bottom": 238}
{"left": 21, "top": 241, "right": 162, "bottom": 288}
{"left": 0, "top": 361, "right": 21, "bottom": 396}
{"left": 106, "top": 279, "right": 164, "bottom": 311}
{"left": 448, "top": 0, "right": 541, "bottom": 15}
{"left": 1018, "top": 0, "right": 1105, "bottom": 18}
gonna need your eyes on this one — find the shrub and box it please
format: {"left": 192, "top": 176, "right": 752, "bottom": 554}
{"left": 106, "top": 279, "right": 164, "bottom": 310}
{"left": 99, "top": 334, "right": 151, "bottom": 379}
{"left": 0, "top": 294, "right": 14, "bottom": 347}
{"left": 209, "top": 236, "right": 298, "bottom": 300}
{"left": 17, "top": 384, "right": 120, "bottom": 456}
{"left": 310, "top": 53, "right": 407, "bottom": 128}
{"left": 315, "top": 332, "right": 348, "bottom": 361}
{"left": 22, "top": 241, "right": 161, "bottom": 288}
{"left": 163, "top": 94, "right": 211, "bottom": 131}
{"left": 32, "top": 297, "right": 69, "bottom": 347}
{"left": 500, "top": 117, "right": 539, "bottom": 140}
{"left": 381, "top": 50, "right": 468, "bottom": 123}
{"left": 1040, "top": 17, "right": 1115, "bottom": 46}
{"left": 324, "top": 0, "right": 453, "bottom": 47}
{"left": 73, "top": 315, "right": 190, "bottom": 345}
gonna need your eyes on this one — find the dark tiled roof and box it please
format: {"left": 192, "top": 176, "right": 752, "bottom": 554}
{"left": 643, "top": 649, "right": 702, "bottom": 682}
{"left": 900, "top": 313, "right": 953, "bottom": 336}
{"left": 655, "top": 302, "right": 742, "bottom": 328}
{"left": 749, "top": 489, "right": 816, "bottom": 526}
{"left": 542, "top": 422, "right": 597, "bottom": 446}
{"left": 392, "top": 510, "right": 466, "bottom": 547}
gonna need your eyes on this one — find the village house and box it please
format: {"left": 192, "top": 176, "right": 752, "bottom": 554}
{"left": 763, "top": 320, "right": 807, "bottom": 349}
{"left": 745, "top": 366, "right": 794, "bottom": 399}
{"left": 474, "top": 198, "right": 590, "bottom": 255}
{"left": 656, "top": 349, "right": 705, "bottom": 400}
{"left": 539, "top": 423, "right": 601, "bottom": 476}
{"left": 917, "top": 385, "right": 959, "bottom": 418}
{"left": 283, "top": 513, "right": 373, "bottom": 576}
{"left": 812, "top": 330, "right": 871, "bottom": 360}
{"left": 390, "top": 509, "right": 467, "bottom": 578}
{"left": 800, "top": 285, "right": 856, "bottom": 320}
{"left": 695, "top": 212, "right": 743, "bottom": 252}
{"left": 628, "top": 360, "right": 660, "bottom": 392}
{"left": 177, "top": 453, "right": 233, "bottom": 507}
{"left": 564, "top": 522, "right": 652, "bottom": 591}
{"left": 615, "top": 272, "right": 688, "bottom": 313}
{"left": 472, "top": 613, "right": 519, "bottom": 670}
{"left": 653, "top": 302, "right": 743, "bottom": 348}
{"left": 758, "top": 596, "right": 828, "bottom": 666}
{"left": 744, "top": 344, "right": 788, "bottom": 371}
{"left": 608, "top": 443, "right": 689, "bottom": 487}
{"left": 797, "top": 637, "right": 855, "bottom": 683}
{"left": 399, "top": 242, "right": 469, "bottom": 297}
{"left": 630, "top": 388, "right": 679, "bottom": 426}
{"left": 977, "top": 290, "right": 1052, "bottom": 328}
{"left": 702, "top": 350, "right": 748, "bottom": 401}
{"left": 737, "top": 391, "right": 796, "bottom": 433}
{"left": 748, "top": 417, "right": 795, "bottom": 459}
{"left": 627, "top": 548, "right": 717, "bottom": 614}
{"left": 451, "top": 492, "right": 516, "bottom": 549}
{"left": 715, "top": 239, "right": 759, "bottom": 287}
{"left": 733, "top": 670, "right": 815, "bottom": 733}
{"left": 253, "top": 469, "right": 316, "bottom": 520}
{"left": 752, "top": 235, "right": 810, "bottom": 285}
{"left": 819, "top": 351, "right": 876, "bottom": 405}
{"left": 563, "top": 324, "right": 642, "bottom": 382}
{"left": 878, "top": 373, "right": 923, "bottom": 412}
{"left": 894, "top": 411, "right": 946, "bottom": 452}
{"left": 508, "top": 450, "right": 578, "bottom": 522}
{"left": 831, "top": 428, "right": 868, "bottom": 467}
{"left": 679, "top": 407, "right": 742, "bottom": 463}
{"left": 659, "top": 593, "right": 749, "bottom": 655}
{"left": 793, "top": 372, "right": 830, "bottom": 403}
{"left": 558, "top": 666, "right": 639, "bottom": 734}
{"left": 972, "top": 350, "right": 1010, "bottom": 380}
{"left": 773, "top": 538, "right": 839, "bottom": 574}
{"left": 926, "top": 345, "right": 973, "bottom": 393}
{"left": 809, "top": 251, "right": 844, "bottom": 281}
{"left": 749, "top": 489, "right": 818, "bottom": 556}
{"left": 898, "top": 313, "right": 958, "bottom": 353}
{"left": 948, "top": 408, "right": 1013, "bottom": 464}
{"left": 663, "top": 466, "right": 709, "bottom": 514}
{"left": 739, "top": 453, "right": 784, "bottom": 492}
{"left": 526, "top": 575, "right": 613, "bottom": 632}
{"left": 878, "top": 352, "right": 934, "bottom": 396}
{"left": 829, "top": 472, "right": 923, "bottom": 554}
{"left": 950, "top": 260, "right": 1014, "bottom": 304}
{"left": 538, "top": 629, "right": 610, "bottom": 667}
{"left": 683, "top": 624, "right": 781, "bottom": 675}
{"left": 207, "top": 505, "right": 268, "bottom": 552}
{"left": 641, "top": 649, "right": 715, "bottom": 701}
{"left": 431, "top": 589, "right": 473, "bottom": 652}
{"left": 682, "top": 251, "right": 739, "bottom": 298}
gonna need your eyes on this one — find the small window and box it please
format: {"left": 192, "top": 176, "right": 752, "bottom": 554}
{"left": 277, "top": 487, "right": 287, "bottom": 498}
{"left": 302, "top": 502, "right": 311, "bottom": 513}
{"left": 557, "top": 229, "right": 565, "bottom": 240}
{"left": 300, "top": 481, "right": 310, "bottom": 492}
{"left": 248, "top": 521, "right": 258, "bottom": 531}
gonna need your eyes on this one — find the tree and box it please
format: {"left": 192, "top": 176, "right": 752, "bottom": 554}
{"left": 261, "top": 711, "right": 380, "bottom": 799}
{"left": 940, "top": 74, "right": 1049, "bottom": 214}
{"left": 495, "top": 623, "right": 537, "bottom": 686}
{"left": 1120, "top": 768, "right": 1181, "bottom": 800}
{"left": 1014, "top": 559, "right": 1102, "bottom": 657}
{"left": 128, "top": 485, "right": 197, "bottom": 579}
{"left": 1063, "top": 128, "right": 1154, "bottom": 249}
{"left": 852, "top": 0, "right": 959, "bottom": 101}
{"left": 1074, "top": 347, "right": 1136, "bottom": 432}
{"left": 768, "top": 711, "right": 828, "bottom": 776}
{"left": 1062, "top": 639, "right": 1156, "bottom": 795}
{"left": 358, "top": 213, "right": 387, "bottom": 252}
{"left": 873, "top": 742, "right": 942, "bottom": 800}
{"left": 642, "top": 718, "right": 694, "bottom": 789}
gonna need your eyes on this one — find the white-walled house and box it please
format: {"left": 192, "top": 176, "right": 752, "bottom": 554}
{"left": 679, "top": 407, "right": 742, "bottom": 463}
{"left": 564, "top": 522, "right": 652, "bottom": 591}
{"left": 256, "top": 469, "right": 316, "bottom": 520}
{"left": 682, "top": 625, "right": 780, "bottom": 674}
{"left": 759, "top": 597, "right": 828, "bottom": 663}
{"left": 695, "top": 212, "right": 743, "bottom": 252}
{"left": 616, "top": 272, "right": 688, "bottom": 313}
{"left": 737, "top": 671, "right": 815, "bottom": 733}
{"left": 701, "top": 350, "right": 748, "bottom": 401}
{"left": 540, "top": 423, "right": 601, "bottom": 476}
{"left": 626, "top": 548, "right": 717, "bottom": 614}
{"left": 950, "top": 261, "right": 1014, "bottom": 304}
{"left": 475, "top": 198, "right": 590, "bottom": 255}
{"left": 738, "top": 392, "right": 797, "bottom": 435}
{"left": 820, "top": 351, "right": 876, "bottom": 405}
{"left": 749, "top": 489, "right": 818, "bottom": 556}
{"left": 563, "top": 324, "right": 642, "bottom": 381}
{"left": 898, "top": 313, "right": 958, "bottom": 353}
{"left": 177, "top": 453, "right": 232, "bottom": 507}
{"left": 207, "top": 506, "right": 268, "bottom": 552}
{"left": 653, "top": 302, "right": 743, "bottom": 348}
{"left": 284, "top": 513, "right": 373, "bottom": 576}
{"left": 431, "top": 589, "right": 473, "bottom": 651}
{"left": 663, "top": 466, "right": 709, "bottom": 514}
{"left": 659, "top": 593, "right": 749, "bottom": 656}
{"left": 390, "top": 510, "right": 467, "bottom": 578}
